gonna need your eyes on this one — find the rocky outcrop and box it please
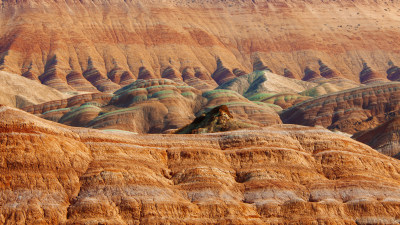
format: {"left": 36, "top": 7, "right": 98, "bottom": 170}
{"left": 3, "top": 105, "right": 400, "bottom": 224}
{"left": 359, "top": 61, "right": 388, "bottom": 84}
{"left": 175, "top": 105, "right": 255, "bottom": 134}
{"left": 353, "top": 117, "right": 400, "bottom": 159}
{"left": 280, "top": 82, "right": 400, "bottom": 134}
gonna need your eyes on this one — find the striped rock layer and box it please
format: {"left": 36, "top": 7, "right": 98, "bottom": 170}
{"left": 353, "top": 117, "right": 400, "bottom": 159}
{"left": 22, "top": 78, "right": 282, "bottom": 133}
{"left": 280, "top": 82, "right": 400, "bottom": 134}
{"left": 2, "top": 106, "right": 400, "bottom": 224}
{"left": 1, "top": 0, "right": 400, "bottom": 92}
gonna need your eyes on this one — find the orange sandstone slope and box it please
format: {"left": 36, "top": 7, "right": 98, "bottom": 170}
{"left": 1, "top": 0, "right": 400, "bottom": 90}
{"left": 2, "top": 105, "right": 400, "bottom": 224}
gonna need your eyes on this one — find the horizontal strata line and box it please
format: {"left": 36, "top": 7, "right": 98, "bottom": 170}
{"left": 314, "top": 149, "right": 392, "bottom": 161}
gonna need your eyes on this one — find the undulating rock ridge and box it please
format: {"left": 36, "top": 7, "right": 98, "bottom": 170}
{"left": 249, "top": 93, "right": 311, "bottom": 110}
{"left": 280, "top": 82, "right": 400, "bottom": 134}
{"left": 300, "top": 78, "right": 360, "bottom": 97}
{"left": 353, "top": 117, "right": 400, "bottom": 159}
{"left": 0, "top": 71, "right": 69, "bottom": 108}
{"left": 1, "top": 0, "right": 400, "bottom": 90}
{"left": 3, "top": 105, "right": 400, "bottom": 224}
{"left": 23, "top": 78, "right": 282, "bottom": 133}
{"left": 22, "top": 92, "right": 113, "bottom": 115}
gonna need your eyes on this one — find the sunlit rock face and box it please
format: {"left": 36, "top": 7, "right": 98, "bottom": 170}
{"left": 2, "top": 106, "right": 400, "bottom": 224}
{"left": 1, "top": 0, "right": 400, "bottom": 91}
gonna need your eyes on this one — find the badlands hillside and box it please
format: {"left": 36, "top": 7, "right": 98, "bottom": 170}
{"left": 0, "top": 0, "right": 400, "bottom": 93}
{"left": 1, "top": 0, "right": 400, "bottom": 224}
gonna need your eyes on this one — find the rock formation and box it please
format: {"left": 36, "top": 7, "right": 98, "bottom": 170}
{"left": 3, "top": 105, "right": 400, "bottom": 224}
{"left": 353, "top": 116, "right": 400, "bottom": 159}
{"left": 280, "top": 82, "right": 400, "bottom": 134}
{"left": 175, "top": 105, "right": 256, "bottom": 134}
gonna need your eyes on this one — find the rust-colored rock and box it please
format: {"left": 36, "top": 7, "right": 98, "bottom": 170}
{"left": 353, "top": 116, "right": 400, "bottom": 159}
{"left": 3, "top": 106, "right": 400, "bottom": 224}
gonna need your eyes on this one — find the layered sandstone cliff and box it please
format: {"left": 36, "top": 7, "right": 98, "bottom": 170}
{"left": 2, "top": 106, "right": 400, "bottom": 224}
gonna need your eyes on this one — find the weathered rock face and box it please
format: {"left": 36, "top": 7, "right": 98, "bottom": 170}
{"left": 280, "top": 82, "right": 400, "bottom": 134}
{"left": 353, "top": 117, "right": 400, "bottom": 159}
{"left": 3, "top": 106, "right": 400, "bottom": 224}
{"left": 1, "top": 0, "right": 400, "bottom": 90}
